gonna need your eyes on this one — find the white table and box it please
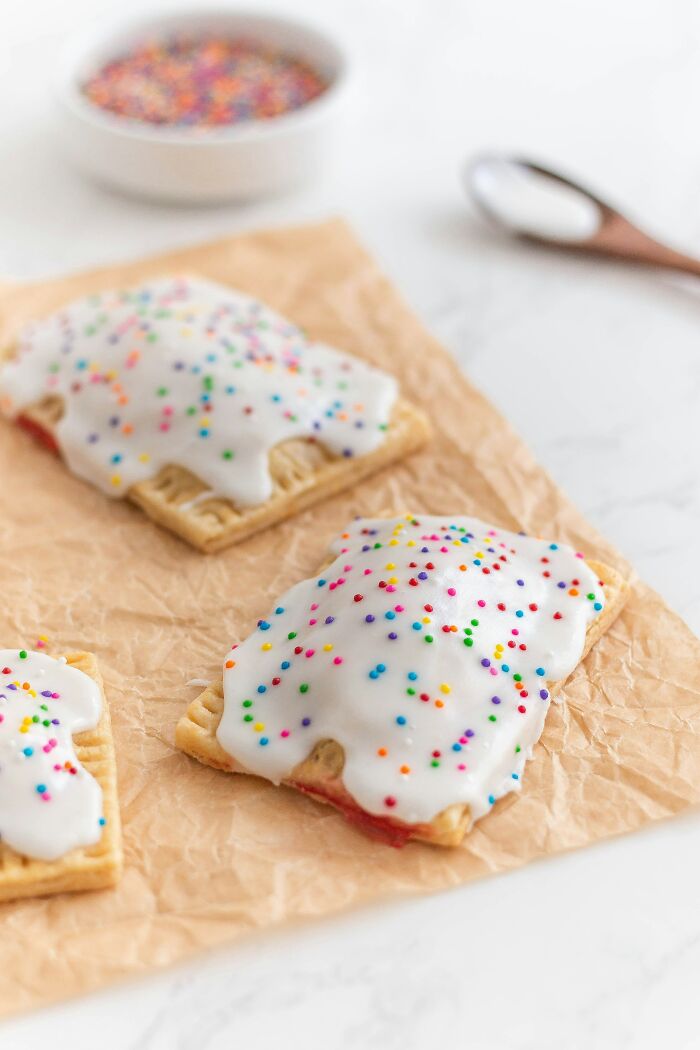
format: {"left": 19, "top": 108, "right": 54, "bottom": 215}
{"left": 2, "top": 1, "right": 699, "bottom": 1046}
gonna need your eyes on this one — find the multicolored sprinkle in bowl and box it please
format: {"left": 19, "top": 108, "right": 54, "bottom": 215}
{"left": 56, "top": 10, "right": 349, "bottom": 203}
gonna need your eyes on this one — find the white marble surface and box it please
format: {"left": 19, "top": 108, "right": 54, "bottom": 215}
{"left": 1, "top": 0, "right": 699, "bottom": 1046}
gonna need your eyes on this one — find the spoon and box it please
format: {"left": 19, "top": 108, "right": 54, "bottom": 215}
{"left": 466, "top": 155, "right": 700, "bottom": 278}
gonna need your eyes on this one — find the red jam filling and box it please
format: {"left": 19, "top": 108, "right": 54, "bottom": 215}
{"left": 288, "top": 780, "right": 419, "bottom": 848}
{"left": 17, "top": 415, "right": 59, "bottom": 454}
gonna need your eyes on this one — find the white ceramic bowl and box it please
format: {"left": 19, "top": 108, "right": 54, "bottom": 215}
{"left": 56, "top": 8, "right": 350, "bottom": 203}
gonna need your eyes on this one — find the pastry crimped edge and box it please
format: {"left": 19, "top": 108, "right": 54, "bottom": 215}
{"left": 0, "top": 339, "right": 431, "bottom": 552}
{"left": 175, "top": 557, "right": 629, "bottom": 847}
{"left": 0, "top": 651, "right": 123, "bottom": 903}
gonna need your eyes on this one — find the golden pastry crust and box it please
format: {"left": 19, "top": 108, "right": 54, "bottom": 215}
{"left": 175, "top": 557, "right": 629, "bottom": 847}
{"left": 1, "top": 339, "right": 431, "bottom": 552}
{"left": 128, "top": 399, "right": 430, "bottom": 552}
{"left": 0, "top": 651, "right": 123, "bottom": 903}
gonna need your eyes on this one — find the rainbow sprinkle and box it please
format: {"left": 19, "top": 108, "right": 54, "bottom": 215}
{"left": 0, "top": 277, "right": 398, "bottom": 510}
{"left": 82, "top": 36, "right": 328, "bottom": 128}
{"left": 0, "top": 650, "right": 105, "bottom": 861}
{"left": 215, "top": 514, "right": 607, "bottom": 836}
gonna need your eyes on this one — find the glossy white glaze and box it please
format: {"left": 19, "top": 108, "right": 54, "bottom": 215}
{"left": 0, "top": 650, "right": 104, "bottom": 861}
{"left": 0, "top": 276, "right": 398, "bottom": 507}
{"left": 470, "top": 158, "right": 601, "bottom": 242}
{"left": 1, "top": 3, "right": 697, "bottom": 1040}
{"left": 217, "top": 515, "right": 605, "bottom": 826}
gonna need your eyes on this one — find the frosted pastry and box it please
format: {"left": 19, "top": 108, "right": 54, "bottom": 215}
{"left": 0, "top": 649, "right": 122, "bottom": 901}
{"left": 0, "top": 277, "right": 430, "bottom": 551}
{"left": 177, "top": 514, "right": 628, "bottom": 847}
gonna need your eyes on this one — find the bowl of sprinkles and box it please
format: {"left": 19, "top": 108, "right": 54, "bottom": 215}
{"left": 56, "top": 9, "right": 349, "bottom": 202}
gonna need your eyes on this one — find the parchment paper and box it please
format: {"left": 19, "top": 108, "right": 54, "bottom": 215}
{"left": 0, "top": 220, "right": 698, "bottom": 1017}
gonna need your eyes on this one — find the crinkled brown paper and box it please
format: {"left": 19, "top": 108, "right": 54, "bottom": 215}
{"left": 0, "top": 219, "right": 698, "bottom": 1017}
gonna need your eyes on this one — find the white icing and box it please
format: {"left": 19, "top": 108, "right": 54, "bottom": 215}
{"left": 217, "top": 515, "right": 606, "bottom": 829}
{"left": 178, "top": 490, "right": 216, "bottom": 513}
{"left": 0, "top": 277, "right": 398, "bottom": 508}
{"left": 471, "top": 158, "right": 601, "bottom": 242}
{"left": 0, "top": 650, "right": 105, "bottom": 861}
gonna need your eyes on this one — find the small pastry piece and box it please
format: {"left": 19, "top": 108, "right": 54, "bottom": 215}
{"left": 177, "top": 514, "right": 629, "bottom": 847}
{"left": 0, "top": 277, "right": 430, "bottom": 552}
{"left": 0, "top": 650, "right": 122, "bottom": 902}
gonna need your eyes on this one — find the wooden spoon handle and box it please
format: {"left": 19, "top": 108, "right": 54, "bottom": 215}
{"left": 582, "top": 212, "right": 700, "bottom": 278}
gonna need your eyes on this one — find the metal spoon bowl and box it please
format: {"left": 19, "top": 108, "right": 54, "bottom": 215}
{"left": 466, "top": 155, "right": 700, "bottom": 279}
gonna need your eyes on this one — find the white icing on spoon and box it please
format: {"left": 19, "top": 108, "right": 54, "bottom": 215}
{"left": 217, "top": 515, "right": 606, "bottom": 830}
{"left": 0, "top": 650, "right": 105, "bottom": 861}
{"left": 0, "top": 277, "right": 398, "bottom": 508}
{"left": 469, "top": 157, "right": 602, "bottom": 242}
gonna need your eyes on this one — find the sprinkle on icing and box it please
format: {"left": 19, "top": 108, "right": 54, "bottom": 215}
{"left": 217, "top": 515, "right": 607, "bottom": 829}
{"left": 0, "top": 277, "right": 398, "bottom": 508}
{"left": 0, "top": 650, "right": 105, "bottom": 861}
